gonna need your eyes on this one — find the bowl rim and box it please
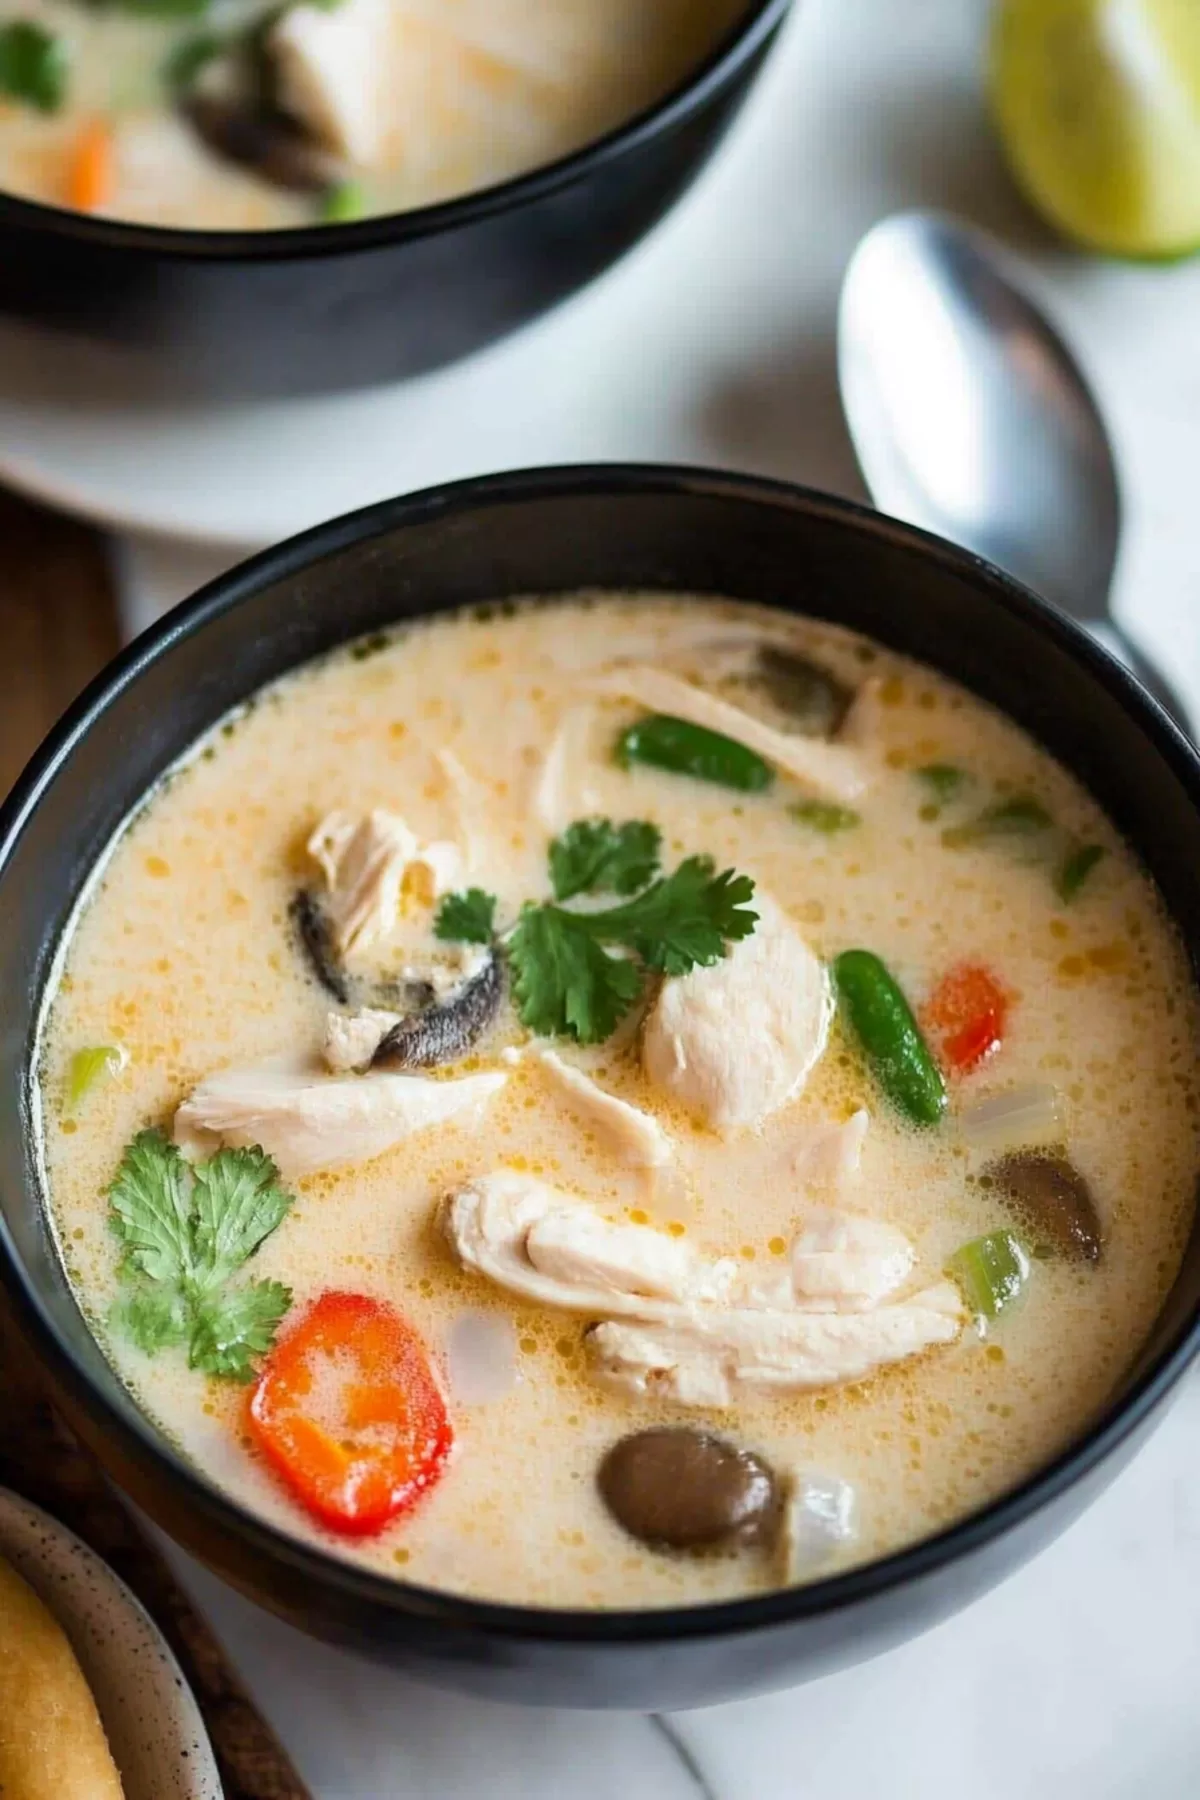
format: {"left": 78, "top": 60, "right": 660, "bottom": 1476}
{"left": 0, "top": 0, "right": 791, "bottom": 261}
{"left": 4, "top": 461, "right": 1200, "bottom": 1649}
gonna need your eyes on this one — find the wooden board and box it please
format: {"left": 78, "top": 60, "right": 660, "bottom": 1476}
{"left": 0, "top": 488, "right": 313, "bottom": 1800}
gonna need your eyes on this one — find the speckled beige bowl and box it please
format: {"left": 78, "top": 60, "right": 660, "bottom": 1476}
{"left": 0, "top": 1487, "right": 222, "bottom": 1800}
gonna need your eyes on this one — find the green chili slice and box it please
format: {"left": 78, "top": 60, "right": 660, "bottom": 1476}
{"left": 1055, "top": 843, "right": 1105, "bottom": 903}
{"left": 948, "top": 1230, "right": 1030, "bottom": 1319}
{"left": 790, "top": 799, "right": 860, "bottom": 834}
{"left": 615, "top": 714, "right": 774, "bottom": 794}
{"left": 942, "top": 793, "right": 1053, "bottom": 849}
{"left": 833, "top": 949, "right": 947, "bottom": 1126}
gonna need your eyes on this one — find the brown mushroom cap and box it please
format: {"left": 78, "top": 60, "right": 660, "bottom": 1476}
{"left": 597, "top": 1428, "right": 779, "bottom": 1552}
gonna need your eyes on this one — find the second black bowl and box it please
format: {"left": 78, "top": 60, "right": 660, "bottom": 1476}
{"left": 0, "top": 1, "right": 790, "bottom": 400}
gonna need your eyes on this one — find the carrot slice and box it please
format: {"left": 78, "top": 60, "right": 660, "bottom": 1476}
{"left": 66, "top": 120, "right": 113, "bottom": 214}
{"left": 249, "top": 1291, "right": 452, "bottom": 1536}
{"left": 923, "top": 963, "right": 1008, "bottom": 1075}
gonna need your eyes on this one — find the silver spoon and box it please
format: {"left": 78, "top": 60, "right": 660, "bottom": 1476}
{"left": 837, "top": 210, "right": 1190, "bottom": 734}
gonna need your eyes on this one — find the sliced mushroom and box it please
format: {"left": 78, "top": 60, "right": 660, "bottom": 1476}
{"left": 749, "top": 646, "right": 854, "bottom": 736}
{"left": 183, "top": 92, "right": 343, "bottom": 193}
{"left": 983, "top": 1150, "right": 1103, "bottom": 1263}
{"left": 597, "top": 1428, "right": 779, "bottom": 1552}
{"left": 372, "top": 949, "right": 503, "bottom": 1070}
{"left": 292, "top": 888, "right": 351, "bottom": 1003}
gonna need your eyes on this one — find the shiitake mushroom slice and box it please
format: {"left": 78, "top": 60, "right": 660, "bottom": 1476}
{"left": 982, "top": 1150, "right": 1103, "bottom": 1264}
{"left": 371, "top": 952, "right": 503, "bottom": 1070}
{"left": 291, "top": 887, "right": 503, "bottom": 1068}
{"left": 597, "top": 1428, "right": 779, "bottom": 1552}
{"left": 751, "top": 647, "right": 854, "bottom": 737}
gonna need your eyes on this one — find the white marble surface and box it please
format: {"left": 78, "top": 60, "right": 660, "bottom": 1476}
{"left": 48, "top": 0, "right": 1200, "bottom": 1789}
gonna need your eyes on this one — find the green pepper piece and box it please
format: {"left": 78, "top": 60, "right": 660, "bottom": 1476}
{"left": 833, "top": 949, "right": 947, "bottom": 1126}
{"left": 1055, "top": 843, "right": 1105, "bottom": 903}
{"left": 948, "top": 1230, "right": 1030, "bottom": 1318}
{"left": 320, "top": 180, "right": 366, "bottom": 223}
{"left": 615, "top": 714, "right": 774, "bottom": 794}
{"left": 942, "top": 793, "right": 1053, "bottom": 848}
{"left": 790, "top": 799, "right": 860, "bottom": 834}
{"left": 915, "top": 763, "right": 968, "bottom": 803}
{"left": 0, "top": 21, "right": 68, "bottom": 113}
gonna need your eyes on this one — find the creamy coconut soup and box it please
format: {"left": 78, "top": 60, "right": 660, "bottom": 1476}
{"left": 0, "top": 0, "right": 744, "bottom": 229}
{"left": 38, "top": 596, "right": 1200, "bottom": 1608}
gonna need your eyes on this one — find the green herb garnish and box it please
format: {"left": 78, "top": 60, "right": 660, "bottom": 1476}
{"left": 1056, "top": 843, "right": 1106, "bottom": 903}
{"left": 509, "top": 856, "right": 757, "bottom": 1045}
{"left": 0, "top": 21, "right": 68, "bottom": 113}
{"left": 790, "top": 799, "right": 860, "bottom": 834}
{"left": 163, "top": 29, "right": 221, "bottom": 89}
{"left": 942, "top": 794, "right": 1053, "bottom": 848}
{"left": 548, "top": 818, "right": 661, "bottom": 901}
{"left": 108, "top": 1131, "right": 293, "bottom": 1381}
{"left": 435, "top": 888, "right": 497, "bottom": 945}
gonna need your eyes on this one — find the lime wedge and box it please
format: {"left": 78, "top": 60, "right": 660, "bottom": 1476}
{"left": 989, "top": 0, "right": 1200, "bottom": 258}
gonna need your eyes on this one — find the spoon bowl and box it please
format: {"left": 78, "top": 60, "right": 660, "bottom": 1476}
{"left": 838, "top": 210, "right": 1188, "bottom": 730}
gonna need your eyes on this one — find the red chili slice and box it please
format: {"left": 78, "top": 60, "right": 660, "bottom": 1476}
{"left": 923, "top": 963, "right": 1008, "bottom": 1074}
{"left": 249, "top": 1291, "right": 452, "bottom": 1536}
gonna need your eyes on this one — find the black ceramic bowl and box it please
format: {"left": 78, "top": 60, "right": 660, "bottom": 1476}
{"left": 0, "top": 1, "right": 790, "bottom": 400}
{"left": 2, "top": 467, "right": 1199, "bottom": 1710}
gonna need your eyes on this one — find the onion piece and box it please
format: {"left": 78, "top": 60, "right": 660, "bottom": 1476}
{"left": 445, "top": 1310, "right": 519, "bottom": 1405}
{"left": 777, "top": 1471, "right": 858, "bottom": 1581}
{"left": 960, "top": 1082, "right": 1063, "bottom": 1153}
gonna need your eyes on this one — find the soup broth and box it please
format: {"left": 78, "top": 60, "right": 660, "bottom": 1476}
{"left": 0, "top": 0, "right": 744, "bottom": 229}
{"left": 38, "top": 595, "right": 1200, "bottom": 1608}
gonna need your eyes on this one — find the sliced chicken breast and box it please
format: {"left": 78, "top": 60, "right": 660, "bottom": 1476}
{"left": 642, "top": 892, "right": 832, "bottom": 1131}
{"left": 323, "top": 1007, "right": 403, "bottom": 1073}
{"left": 789, "top": 1208, "right": 915, "bottom": 1311}
{"left": 176, "top": 1062, "right": 505, "bottom": 1177}
{"left": 526, "top": 1048, "right": 673, "bottom": 1168}
{"left": 588, "top": 666, "right": 868, "bottom": 801}
{"left": 307, "top": 808, "right": 463, "bottom": 957}
{"left": 271, "top": 0, "right": 391, "bottom": 165}
{"left": 588, "top": 1283, "right": 963, "bottom": 1407}
{"left": 442, "top": 1171, "right": 735, "bottom": 1316}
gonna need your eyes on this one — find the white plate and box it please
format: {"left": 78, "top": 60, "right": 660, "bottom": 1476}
{"left": 0, "top": 1487, "right": 222, "bottom": 1800}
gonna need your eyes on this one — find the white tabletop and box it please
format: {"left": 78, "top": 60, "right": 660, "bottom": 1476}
{"left": 93, "top": 0, "right": 1200, "bottom": 1790}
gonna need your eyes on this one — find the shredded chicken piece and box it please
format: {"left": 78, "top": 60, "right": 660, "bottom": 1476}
{"left": 442, "top": 1172, "right": 736, "bottom": 1317}
{"left": 588, "top": 665, "right": 868, "bottom": 801}
{"left": 270, "top": 0, "right": 390, "bottom": 164}
{"left": 588, "top": 1284, "right": 962, "bottom": 1407}
{"left": 789, "top": 1109, "right": 870, "bottom": 1192}
{"left": 788, "top": 1209, "right": 914, "bottom": 1311}
{"left": 441, "top": 1173, "right": 962, "bottom": 1404}
{"left": 322, "top": 1008, "right": 402, "bottom": 1073}
{"left": 525, "top": 1048, "right": 673, "bottom": 1169}
{"left": 532, "top": 706, "right": 603, "bottom": 835}
{"left": 176, "top": 1062, "right": 505, "bottom": 1178}
{"left": 642, "top": 892, "right": 832, "bottom": 1131}
{"left": 307, "top": 808, "right": 463, "bottom": 957}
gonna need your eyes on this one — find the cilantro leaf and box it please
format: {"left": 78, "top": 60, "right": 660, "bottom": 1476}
{"left": 107, "top": 1132, "right": 295, "bottom": 1380}
{"left": 112, "top": 1285, "right": 191, "bottom": 1355}
{"left": 189, "top": 1280, "right": 293, "bottom": 1382}
{"left": 108, "top": 1129, "right": 196, "bottom": 1287}
{"left": 435, "top": 887, "right": 497, "bottom": 944}
{"left": 549, "top": 818, "right": 662, "bottom": 901}
{"left": 191, "top": 1144, "right": 292, "bottom": 1290}
{"left": 509, "top": 906, "right": 643, "bottom": 1044}
{"left": 509, "top": 855, "right": 757, "bottom": 1044}
{"left": 574, "top": 856, "right": 759, "bottom": 976}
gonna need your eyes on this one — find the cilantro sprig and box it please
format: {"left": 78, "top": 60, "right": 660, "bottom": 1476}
{"left": 432, "top": 819, "right": 757, "bottom": 1047}
{"left": 548, "top": 817, "right": 662, "bottom": 901}
{"left": 510, "top": 854, "right": 757, "bottom": 1045}
{"left": 434, "top": 887, "right": 496, "bottom": 945}
{"left": 108, "top": 1130, "right": 293, "bottom": 1381}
